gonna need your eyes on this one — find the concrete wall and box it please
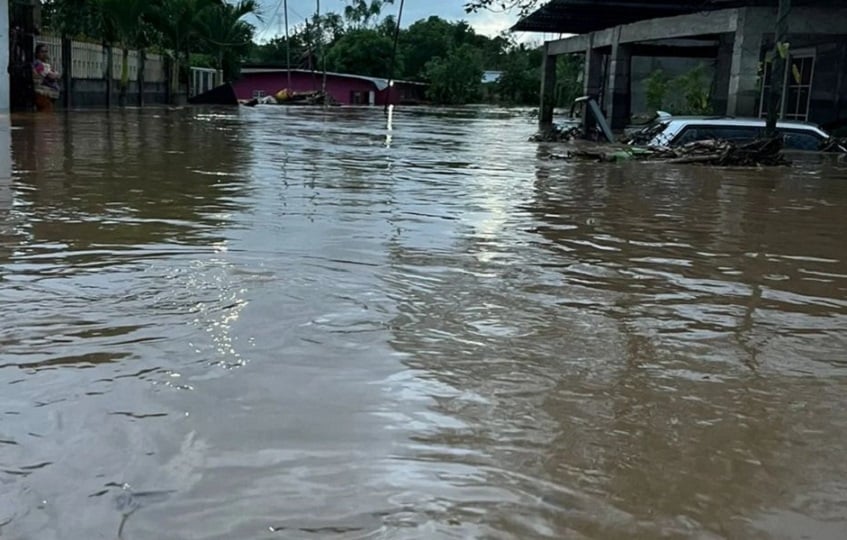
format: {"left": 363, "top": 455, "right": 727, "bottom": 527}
{"left": 69, "top": 79, "right": 169, "bottom": 108}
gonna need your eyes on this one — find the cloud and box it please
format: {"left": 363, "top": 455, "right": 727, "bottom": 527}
{"left": 249, "top": 0, "right": 524, "bottom": 40}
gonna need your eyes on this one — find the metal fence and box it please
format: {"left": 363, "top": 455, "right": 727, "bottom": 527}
{"left": 38, "top": 35, "right": 167, "bottom": 83}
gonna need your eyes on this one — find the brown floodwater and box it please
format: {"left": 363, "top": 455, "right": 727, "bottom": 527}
{"left": 1, "top": 106, "right": 847, "bottom": 540}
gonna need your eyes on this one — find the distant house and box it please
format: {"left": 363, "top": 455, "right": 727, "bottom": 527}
{"left": 517, "top": 0, "right": 847, "bottom": 130}
{"left": 233, "top": 67, "right": 427, "bottom": 106}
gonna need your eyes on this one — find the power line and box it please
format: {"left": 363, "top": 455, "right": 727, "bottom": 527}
{"left": 254, "top": 0, "right": 283, "bottom": 38}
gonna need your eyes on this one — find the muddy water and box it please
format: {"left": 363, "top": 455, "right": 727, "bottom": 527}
{"left": 1, "top": 107, "right": 847, "bottom": 540}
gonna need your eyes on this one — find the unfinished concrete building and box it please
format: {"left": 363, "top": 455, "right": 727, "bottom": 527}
{"left": 516, "top": 0, "right": 847, "bottom": 131}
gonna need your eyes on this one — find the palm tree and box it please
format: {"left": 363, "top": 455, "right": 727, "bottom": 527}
{"left": 195, "top": 0, "right": 260, "bottom": 82}
{"left": 149, "top": 0, "right": 221, "bottom": 102}
{"left": 95, "top": 0, "right": 160, "bottom": 105}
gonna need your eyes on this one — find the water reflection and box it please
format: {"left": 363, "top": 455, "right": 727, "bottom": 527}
{"left": 2, "top": 107, "right": 847, "bottom": 539}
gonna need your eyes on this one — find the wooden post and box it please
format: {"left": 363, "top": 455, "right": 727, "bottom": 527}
{"left": 539, "top": 42, "right": 557, "bottom": 128}
{"left": 137, "top": 49, "right": 146, "bottom": 107}
{"left": 765, "top": 0, "right": 791, "bottom": 137}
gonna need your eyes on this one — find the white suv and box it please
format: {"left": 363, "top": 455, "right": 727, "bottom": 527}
{"left": 629, "top": 115, "right": 841, "bottom": 151}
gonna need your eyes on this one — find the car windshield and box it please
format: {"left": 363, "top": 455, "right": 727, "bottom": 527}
{"left": 628, "top": 120, "right": 669, "bottom": 145}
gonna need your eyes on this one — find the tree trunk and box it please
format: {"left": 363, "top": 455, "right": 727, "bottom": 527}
{"left": 219, "top": 50, "right": 225, "bottom": 83}
{"left": 765, "top": 0, "right": 791, "bottom": 138}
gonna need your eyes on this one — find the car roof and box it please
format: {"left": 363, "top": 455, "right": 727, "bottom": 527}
{"left": 660, "top": 116, "right": 822, "bottom": 130}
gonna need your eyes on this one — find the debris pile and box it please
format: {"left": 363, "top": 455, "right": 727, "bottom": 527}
{"left": 821, "top": 137, "right": 847, "bottom": 153}
{"left": 551, "top": 137, "right": 789, "bottom": 166}
{"left": 529, "top": 125, "right": 581, "bottom": 142}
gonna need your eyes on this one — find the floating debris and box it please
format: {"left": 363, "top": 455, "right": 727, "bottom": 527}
{"left": 529, "top": 125, "right": 581, "bottom": 142}
{"left": 548, "top": 138, "right": 789, "bottom": 166}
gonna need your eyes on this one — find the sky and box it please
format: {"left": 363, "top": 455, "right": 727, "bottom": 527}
{"left": 248, "top": 0, "right": 536, "bottom": 42}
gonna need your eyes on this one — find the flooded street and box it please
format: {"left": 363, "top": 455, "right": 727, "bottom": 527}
{"left": 2, "top": 106, "right": 847, "bottom": 539}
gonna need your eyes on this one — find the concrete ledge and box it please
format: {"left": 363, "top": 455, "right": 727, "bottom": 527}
{"left": 547, "top": 8, "right": 739, "bottom": 55}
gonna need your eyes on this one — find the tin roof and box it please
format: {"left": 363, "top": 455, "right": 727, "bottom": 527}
{"left": 241, "top": 67, "right": 426, "bottom": 91}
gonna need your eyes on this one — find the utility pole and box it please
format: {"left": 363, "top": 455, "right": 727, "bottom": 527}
{"left": 284, "top": 0, "right": 291, "bottom": 89}
{"left": 317, "top": 0, "right": 327, "bottom": 99}
{"left": 765, "top": 0, "right": 791, "bottom": 138}
{"left": 385, "top": 0, "right": 406, "bottom": 113}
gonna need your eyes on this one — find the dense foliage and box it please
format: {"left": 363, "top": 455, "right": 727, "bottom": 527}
{"left": 41, "top": 0, "right": 259, "bottom": 102}
{"left": 41, "top": 0, "right": 582, "bottom": 107}
{"left": 252, "top": 6, "right": 556, "bottom": 106}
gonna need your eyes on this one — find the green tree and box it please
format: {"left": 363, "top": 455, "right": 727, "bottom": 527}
{"left": 252, "top": 35, "right": 311, "bottom": 67}
{"left": 399, "top": 17, "right": 456, "bottom": 80}
{"left": 146, "top": 0, "right": 221, "bottom": 99}
{"left": 424, "top": 44, "right": 483, "bottom": 104}
{"left": 342, "top": 0, "right": 394, "bottom": 30}
{"left": 195, "top": 0, "right": 259, "bottom": 81}
{"left": 555, "top": 54, "right": 583, "bottom": 107}
{"left": 496, "top": 44, "right": 542, "bottom": 105}
{"left": 42, "top": 0, "right": 102, "bottom": 39}
{"left": 464, "top": 0, "right": 539, "bottom": 17}
{"left": 324, "top": 29, "right": 397, "bottom": 77}
{"left": 95, "top": 0, "right": 160, "bottom": 105}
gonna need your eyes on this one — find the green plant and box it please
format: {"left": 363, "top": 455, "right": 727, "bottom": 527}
{"left": 645, "top": 64, "right": 712, "bottom": 115}
{"left": 645, "top": 68, "right": 668, "bottom": 112}
{"left": 671, "top": 63, "right": 712, "bottom": 115}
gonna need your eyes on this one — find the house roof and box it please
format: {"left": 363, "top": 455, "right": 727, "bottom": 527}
{"left": 512, "top": 0, "right": 834, "bottom": 35}
{"left": 240, "top": 67, "right": 426, "bottom": 91}
{"left": 482, "top": 71, "right": 503, "bottom": 84}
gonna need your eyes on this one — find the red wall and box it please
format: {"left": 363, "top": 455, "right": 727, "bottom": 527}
{"left": 232, "top": 72, "right": 424, "bottom": 106}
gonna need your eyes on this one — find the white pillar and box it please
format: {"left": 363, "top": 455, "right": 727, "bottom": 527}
{"left": 0, "top": 0, "right": 9, "bottom": 113}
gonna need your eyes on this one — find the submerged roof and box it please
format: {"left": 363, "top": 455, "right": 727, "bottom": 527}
{"left": 241, "top": 67, "right": 426, "bottom": 91}
{"left": 512, "top": 0, "right": 833, "bottom": 35}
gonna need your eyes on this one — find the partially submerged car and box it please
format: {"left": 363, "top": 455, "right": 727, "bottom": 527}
{"left": 628, "top": 115, "right": 846, "bottom": 152}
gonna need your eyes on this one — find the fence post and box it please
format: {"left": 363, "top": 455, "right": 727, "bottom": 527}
{"left": 138, "top": 49, "right": 146, "bottom": 107}
{"left": 105, "top": 44, "right": 113, "bottom": 108}
{"left": 165, "top": 55, "right": 172, "bottom": 104}
{"left": 61, "top": 35, "right": 72, "bottom": 109}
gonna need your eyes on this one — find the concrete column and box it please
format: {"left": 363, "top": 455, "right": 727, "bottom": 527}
{"left": 604, "top": 37, "right": 632, "bottom": 129}
{"left": 539, "top": 42, "right": 557, "bottom": 128}
{"left": 0, "top": 0, "right": 10, "bottom": 113}
{"left": 727, "top": 7, "right": 769, "bottom": 117}
{"left": 583, "top": 40, "right": 603, "bottom": 99}
{"left": 711, "top": 33, "right": 734, "bottom": 115}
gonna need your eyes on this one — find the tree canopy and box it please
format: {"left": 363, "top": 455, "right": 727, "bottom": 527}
{"left": 42, "top": 0, "right": 576, "bottom": 107}
{"left": 250, "top": 4, "right": 556, "bottom": 106}
{"left": 41, "top": 0, "right": 259, "bottom": 96}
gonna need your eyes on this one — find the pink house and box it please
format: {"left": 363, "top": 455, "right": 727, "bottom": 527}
{"left": 231, "top": 68, "right": 427, "bottom": 106}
